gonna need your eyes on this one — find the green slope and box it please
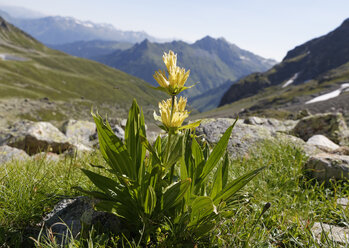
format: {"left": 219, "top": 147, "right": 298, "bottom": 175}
{"left": 0, "top": 17, "right": 164, "bottom": 126}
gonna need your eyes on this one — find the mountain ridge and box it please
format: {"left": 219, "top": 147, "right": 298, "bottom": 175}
{"left": 220, "top": 18, "right": 349, "bottom": 107}
{"left": 96, "top": 36, "right": 276, "bottom": 111}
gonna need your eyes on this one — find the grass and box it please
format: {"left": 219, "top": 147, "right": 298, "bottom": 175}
{"left": 1, "top": 140, "right": 349, "bottom": 247}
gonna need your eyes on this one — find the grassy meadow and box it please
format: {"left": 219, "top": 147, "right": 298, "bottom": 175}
{"left": 1, "top": 140, "right": 348, "bottom": 247}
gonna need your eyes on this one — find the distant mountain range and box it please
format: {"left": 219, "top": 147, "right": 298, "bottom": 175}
{"left": 0, "top": 17, "right": 163, "bottom": 125}
{"left": 0, "top": 7, "right": 277, "bottom": 112}
{"left": 215, "top": 18, "right": 349, "bottom": 120}
{"left": 0, "top": 8, "right": 162, "bottom": 44}
{"left": 95, "top": 37, "right": 276, "bottom": 111}
{"left": 49, "top": 40, "right": 134, "bottom": 59}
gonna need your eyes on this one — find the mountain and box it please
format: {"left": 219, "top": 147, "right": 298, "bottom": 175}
{"left": 0, "top": 10, "right": 161, "bottom": 44}
{"left": 96, "top": 36, "right": 276, "bottom": 111}
{"left": 48, "top": 40, "right": 134, "bottom": 59}
{"left": 217, "top": 18, "right": 349, "bottom": 120}
{"left": 0, "top": 17, "right": 164, "bottom": 126}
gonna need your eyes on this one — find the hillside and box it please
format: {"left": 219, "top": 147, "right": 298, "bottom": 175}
{"left": 0, "top": 17, "right": 164, "bottom": 126}
{"left": 96, "top": 36, "right": 276, "bottom": 111}
{"left": 217, "top": 18, "right": 349, "bottom": 121}
{"left": 48, "top": 40, "right": 133, "bottom": 59}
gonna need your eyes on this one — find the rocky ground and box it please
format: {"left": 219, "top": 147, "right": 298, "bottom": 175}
{"left": 1, "top": 112, "right": 349, "bottom": 244}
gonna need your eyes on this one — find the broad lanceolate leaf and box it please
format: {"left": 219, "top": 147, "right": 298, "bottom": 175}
{"left": 199, "top": 120, "right": 237, "bottom": 183}
{"left": 213, "top": 167, "right": 265, "bottom": 205}
{"left": 210, "top": 153, "right": 229, "bottom": 199}
{"left": 162, "top": 178, "right": 191, "bottom": 211}
{"left": 81, "top": 169, "right": 120, "bottom": 196}
{"left": 189, "top": 196, "right": 215, "bottom": 226}
{"left": 125, "top": 99, "right": 147, "bottom": 177}
{"left": 92, "top": 112, "right": 135, "bottom": 182}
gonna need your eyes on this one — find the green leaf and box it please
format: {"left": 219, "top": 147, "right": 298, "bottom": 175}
{"left": 125, "top": 99, "right": 146, "bottom": 178}
{"left": 81, "top": 169, "right": 120, "bottom": 196}
{"left": 189, "top": 196, "right": 215, "bottom": 226}
{"left": 179, "top": 120, "right": 201, "bottom": 130}
{"left": 144, "top": 186, "right": 156, "bottom": 215}
{"left": 213, "top": 167, "right": 265, "bottom": 205}
{"left": 210, "top": 153, "right": 229, "bottom": 199}
{"left": 222, "top": 153, "right": 229, "bottom": 189}
{"left": 166, "top": 134, "right": 183, "bottom": 169}
{"left": 92, "top": 112, "right": 135, "bottom": 182}
{"left": 162, "top": 178, "right": 191, "bottom": 211}
{"left": 210, "top": 163, "right": 223, "bottom": 199}
{"left": 199, "top": 120, "right": 237, "bottom": 182}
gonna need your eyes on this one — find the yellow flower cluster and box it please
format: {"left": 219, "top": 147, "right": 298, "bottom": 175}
{"left": 153, "top": 50, "right": 190, "bottom": 96}
{"left": 153, "top": 50, "right": 197, "bottom": 131}
{"left": 154, "top": 96, "right": 189, "bottom": 129}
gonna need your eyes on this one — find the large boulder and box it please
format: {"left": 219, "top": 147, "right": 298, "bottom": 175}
{"left": 62, "top": 120, "right": 96, "bottom": 146}
{"left": 43, "top": 197, "right": 121, "bottom": 244}
{"left": 304, "top": 153, "right": 349, "bottom": 181}
{"left": 196, "top": 118, "right": 325, "bottom": 158}
{"left": 0, "top": 121, "right": 72, "bottom": 155}
{"left": 197, "top": 118, "right": 275, "bottom": 158}
{"left": 292, "top": 113, "right": 349, "bottom": 146}
{"left": 0, "top": 145, "right": 29, "bottom": 164}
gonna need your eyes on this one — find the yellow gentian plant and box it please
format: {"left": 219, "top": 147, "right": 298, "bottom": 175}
{"left": 81, "top": 49, "right": 264, "bottom": 246}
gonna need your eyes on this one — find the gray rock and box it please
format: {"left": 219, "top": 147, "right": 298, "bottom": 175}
{"left": 0, "top": 145, "right": 29, "bottom": 164}
{"left": 43, "top": 197, "right": 121, "bottom": 244}
{"left": 1, "top": 121, "right": 72, "bottom": 155}
{"left": 112, "top": 124, "right": 125, "bottom": 140}
{"left": 244, "top": 116, "right": 298, "bottom": 133}
{"left": 304, "top": 153, "right": 349, "bottom": 181}
{"left": 337, "top": 197, "right": 349, "bottom": 207}
{"left": 292, "top": 113, "right": 349, "bottom": 146}
{"left": 311, "top": 222, "right": 349, "bottom": 244}
{"left": 62, "top": 120, "right": 96, "bottom": 146}
{"left": 307, "top": 135, "right": 340, "bottom": 151}
{"left": 197, "top": 118, "right": 272, "bottom": 158}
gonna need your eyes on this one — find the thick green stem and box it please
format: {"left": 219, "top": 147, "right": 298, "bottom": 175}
{"left": 166, "top": 95, "right": 176, "bottom": 183}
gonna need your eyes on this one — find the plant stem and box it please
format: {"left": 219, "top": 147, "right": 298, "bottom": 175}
{"left": 166, "top": 95, "right": 176, "bottom": 183}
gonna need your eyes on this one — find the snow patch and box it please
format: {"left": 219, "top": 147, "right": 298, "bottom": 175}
{"left": 305, "top": 83, "right": 349, "bottom": 104}
{"left": 239, "top": 56, "right": 250, "bottom": 61}
{"left": 282, "top": 73, "right": 299, "bottom": 88}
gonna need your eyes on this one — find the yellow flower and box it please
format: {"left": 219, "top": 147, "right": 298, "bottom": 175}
{"left": 153, "top": 50, "right": 191, "bottom": 96}
{"left": 154, "top": 96, "right": 189, "bottom": 130}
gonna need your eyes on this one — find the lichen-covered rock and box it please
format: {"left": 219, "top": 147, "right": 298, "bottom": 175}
{"left": 62, "top": 120, "right": 96, "bottom": 146}
{"left": 0, "top": 121, "right": 72, "bottom": 155}
{"left": 306, "top": 135, "right": 340, "bottom": 151}
{"left": 304, "top": 153, "right": 349, "bottom": 181}
{"left": 43, "top": 197, "right": 121, "bottom": 244}
{"left": 0, "top": 145, "right": 29, "bottom": 164}
{"left": 292, "top": 113, "right": 349, "bottom": 145}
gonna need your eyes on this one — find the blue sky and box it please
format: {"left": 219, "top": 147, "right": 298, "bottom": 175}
{"left": 0, "top": 0, "right": 348, "bottom": 61}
